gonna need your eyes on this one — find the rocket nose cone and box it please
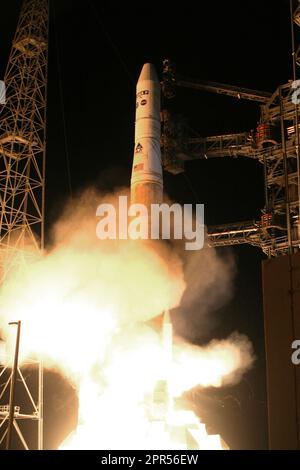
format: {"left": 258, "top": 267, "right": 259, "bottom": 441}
{"left": 138, "top": 63, "right": 159, "bottom": 83}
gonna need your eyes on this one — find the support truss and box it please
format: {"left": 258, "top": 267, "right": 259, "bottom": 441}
{"left": 0, "top": 358, "right": 43, "bottom": 450}
{"left": 0, "top": 0, "right": 48, "bottom": 278}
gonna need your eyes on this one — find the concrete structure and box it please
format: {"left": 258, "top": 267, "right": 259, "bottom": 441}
{"left": 262, "top": 252, "right": 300, "bottom": 449}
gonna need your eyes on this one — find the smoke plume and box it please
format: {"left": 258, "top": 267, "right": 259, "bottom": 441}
{"left": 0, "top": 188, "right": 254, "bottom": 448}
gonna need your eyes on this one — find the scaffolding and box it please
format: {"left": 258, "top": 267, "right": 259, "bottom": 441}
{"left": 161, "top": 2, "right": 300, "bottom": 259}
{"left": 0, "top": 0, "right": 48, "bottom": 280}
{"left": 0, "top": 356, "right": 43, "bottom": 450}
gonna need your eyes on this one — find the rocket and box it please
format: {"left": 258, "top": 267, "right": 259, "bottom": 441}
{"left": 131, "top": 63, "right": 163, "bottom": 209}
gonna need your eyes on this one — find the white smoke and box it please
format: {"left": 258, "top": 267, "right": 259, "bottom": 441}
{"left": 0, "top": 188, "right": 254, "bottom": 449}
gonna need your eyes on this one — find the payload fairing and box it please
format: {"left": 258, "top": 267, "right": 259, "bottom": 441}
{"left": 131, "top": 63, "right": 163, "bottom": 208}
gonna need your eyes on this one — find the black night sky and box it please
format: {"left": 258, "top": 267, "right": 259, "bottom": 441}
{"left": 0, "top": 0, "right": 295, "bottom": 450}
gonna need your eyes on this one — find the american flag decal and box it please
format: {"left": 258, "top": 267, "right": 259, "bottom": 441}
{"left": 134, "top": 163, "right": 144, "bottom": 171}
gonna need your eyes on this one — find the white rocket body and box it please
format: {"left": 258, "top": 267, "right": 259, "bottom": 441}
{"left": 131, "top": 63, "right": 163, "bottom": 208}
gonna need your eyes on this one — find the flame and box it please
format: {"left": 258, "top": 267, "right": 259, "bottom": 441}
{"left": 0, "top": 240, "right": 184, "bottom": 380}
{"left": 58, "top": 323, "right": 249, "bottom": 449}
{"left": 0, "top": 191, "right": 254, "bottom": 449}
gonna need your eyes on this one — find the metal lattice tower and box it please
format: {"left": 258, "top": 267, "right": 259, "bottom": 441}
{"left": 0, "top": 0, "right": 48, "bottom": 278}
{"left": 161, "top": 2, "right": 300, "bottom": 259}
{"left": 0, "top": 358, "right": 43, "bottom": 450}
